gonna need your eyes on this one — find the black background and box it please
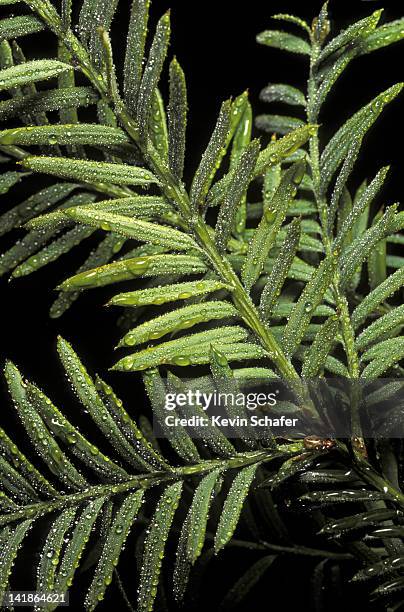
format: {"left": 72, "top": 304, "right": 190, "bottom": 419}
{"left": 0, "top": 0, "right": 403, "bottom": 400}
{"left": 1, "top": 1, "right": 404, "bottom": 610}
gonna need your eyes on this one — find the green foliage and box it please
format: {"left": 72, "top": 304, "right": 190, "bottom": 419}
{"left": 0, "top": 345, "right": 307, "bottom": 608}
{"left": 214, "top": 463, "right": 259, "bottom": 552}
{"left": 0, "top": 0, "right": 404, "bottom": 609}
{"left": 0, "top": 59, "right": 71, "bottom": 90}
{"left": 256, "top": 29, "right": 311, "bottom": 55}
{"left": 1, "top": 348, "right": 404, "bottom": 608}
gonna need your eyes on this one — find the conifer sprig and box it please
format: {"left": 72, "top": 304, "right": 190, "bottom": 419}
{"left": 0, "top": 1, "right": 404, "bottom": 608}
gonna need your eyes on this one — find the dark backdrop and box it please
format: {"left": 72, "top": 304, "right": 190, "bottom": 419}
{"left": 0, "top": 1, "right": 403, "bottom": 610}
{"left": 0, "top": 0, "right": 403, "bottom": 399}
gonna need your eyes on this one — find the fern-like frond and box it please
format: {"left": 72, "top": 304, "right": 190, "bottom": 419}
{"left": 1, "top": 2, "right": 404, "bottom": 608}
{"left": 0, "top": 342, "right": 309, "bottom": 610}
{"left": 255, "top": 4, "right": 404, "bottom": 385}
